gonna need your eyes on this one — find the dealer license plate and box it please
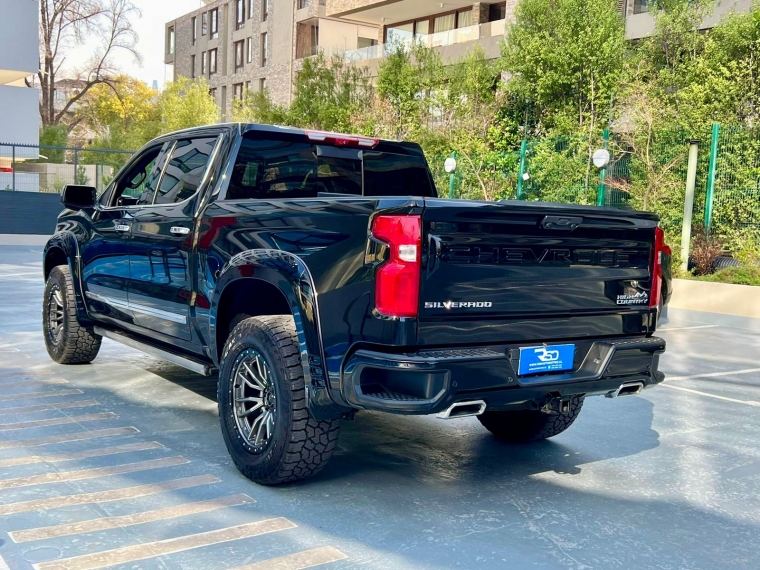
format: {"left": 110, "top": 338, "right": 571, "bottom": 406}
{"left": 518, "top": 344, "right": 576, "bottom": 376}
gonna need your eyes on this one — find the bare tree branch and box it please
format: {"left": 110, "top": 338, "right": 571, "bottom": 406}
{"left": 37, "top": 0, "right": 141, "bottom": 128}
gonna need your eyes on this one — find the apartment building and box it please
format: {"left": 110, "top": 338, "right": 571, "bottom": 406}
{"left": 0, "top": 0, "right": 39, "bottom": 147}
{"left": 326, "top": 0, "right": 755, "bottom": 76}
{"left": 166, "top": 0, "right": 755, "bottom": 117}
{"left": 165, "top": 0, "right": 378, "bottom": 118}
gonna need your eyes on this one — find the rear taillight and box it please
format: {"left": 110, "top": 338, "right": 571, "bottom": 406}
{"left": 0, "top": 167, "right": 12, "bottom": 173}
{"left": 650, "top": 226, "right": 665, "bottom": 308}
{"left": 371, "top": 215, "right": 421, "bottom": 318}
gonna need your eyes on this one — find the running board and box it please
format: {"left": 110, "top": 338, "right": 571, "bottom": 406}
{"left": 93, "top": 326, "right": 217, "bottom": 376}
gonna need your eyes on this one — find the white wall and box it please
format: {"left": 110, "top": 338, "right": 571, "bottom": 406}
{"left": 0, "top": 0, "right": 39, "bottom": 83}
{"left": 0, "top": 85, "right": 40, "bottom": 149}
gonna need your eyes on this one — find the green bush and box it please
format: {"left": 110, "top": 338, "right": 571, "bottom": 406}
{"left": 693, "top": 266, "right": 760, "bottom": 286}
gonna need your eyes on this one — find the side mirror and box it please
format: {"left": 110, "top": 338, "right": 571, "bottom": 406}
{"left": 61, "top": 185, "right": 97, "bottom": 210}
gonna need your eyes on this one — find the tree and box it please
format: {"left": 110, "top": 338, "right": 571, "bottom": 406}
{"left": 288, "top": 52, "right": 370, "bottom": 132}
{"left": 80, "top": 75, "right": 160, "bottom": 150}
{"left": 157, "top": 77, "right": 219, "bottom": 132}
{"left": 501, "top": 0, "right": 625, "bottom": 132}
{"left": 31, "top": 0, "right": 141, "bottom": 129}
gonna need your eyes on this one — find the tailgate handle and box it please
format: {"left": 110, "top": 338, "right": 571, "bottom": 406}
{"left": 540, "top": 216, "right": 583, "bottom": 231}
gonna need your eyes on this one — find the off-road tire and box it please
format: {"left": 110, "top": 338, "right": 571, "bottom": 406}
{"left": 478, "top": 395, "right": 585, "bottom": 443}
{"left": 218, "top": 315, "right": 341, "bottom": 485}
{"left": 43, "top": 265, "right": 102, "bottom": 364}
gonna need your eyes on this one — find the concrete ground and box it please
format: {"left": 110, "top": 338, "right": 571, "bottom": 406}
{"left": 1, "top": 242, "right": 759, "bottom": 570}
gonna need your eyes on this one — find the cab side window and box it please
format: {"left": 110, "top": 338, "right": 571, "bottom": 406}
{"left": 154, "top": 137, "right": 218, "bottom": 205}
{"left": 227, "top": 137, "right": 315, "bottom": 200}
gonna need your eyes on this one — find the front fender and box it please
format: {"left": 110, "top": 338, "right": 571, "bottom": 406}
{"left": 44, "top": 231, "right": 92, "bottom": 325}
{"left": 211, "top": 250, "right": 348, "bottom": 420}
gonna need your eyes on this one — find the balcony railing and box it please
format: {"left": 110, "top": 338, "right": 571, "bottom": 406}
{"left": 318, "top": 20, "right": 506, "bottom": 63}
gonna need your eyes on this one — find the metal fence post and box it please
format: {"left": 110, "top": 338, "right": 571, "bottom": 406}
{"left": 448, "top": 151, "right": 457, "bottom": 199}
{"left": 681, "top": 139, "right": 700, "bottom": 273}
{"left": 597, "top": 128, "right": 610, "bottom": 206}
{"left": 516, "top": 139, "right": 527, "bottom": 200}
{"left": 12, "top": 144, "right": 16, "bottom": 192}
{"left": 73, "top": 148, "right": 79, "bottom": 186}
{"left": 704, "top": 123, "right": 720, "bottom": 231}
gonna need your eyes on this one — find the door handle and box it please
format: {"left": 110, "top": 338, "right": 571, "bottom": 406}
{"left": 170, "top": 226, "right": 191, "bottom": 236}
{"left": 114, "top": 223, "right": 131, "bottom": 233}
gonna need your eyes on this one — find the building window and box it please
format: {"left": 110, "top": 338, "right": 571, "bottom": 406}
{"left": 633, "top": 0, "right": 650, "bottom": 13}
{"left": 488, "top": 2, "right": 507, "bottom": 21}
{"left": 245, "top": 80, "right": 251, "bottom": 92}
{"left": 209, "top": 48, "right": 218, "bottom": 75}
{"left": 262, "top": 0, "right": 268, "bottom": 22}
{"left": 168, "top": 26, "right": 175, "bottom": 54}
{"left": 236, "top": 0, "right": 245, "bottom": 30}
{"left": 234, "top": 40, "right": 245, "bottom": 71}
{"left": 248, "top": 0, "right": 254, "bottom": 20}
{"left": 259, "top": 78, "right": 266, "bottom": 92}
{"left": 260, "top": 33, "right": 268, "bottom": 67}
{"left": 298, "top": 0, "right": 308, "bottom": 8}
{"left": 234, "top": 83, "right": 244, "bottom": 100}
{"left": 210, "top": 87, "right": 217, "bottom": 100}
{"left": 210, "top": 8, "right": 219, "bottom": 39}
{"left": 201, "top": 51, "right": 207, "bottom": 75}
{"left": 192, "top": 16, "right": 197, "bottom": 45}
{"left": 202, "top": 12, "right": 208, "bottom": 36}
{"left": 191, "top": 54, "right": 196, "bottom": 78}
{"left": 386, "top": 9, "right": 478, "bottom": 42}
{"left": 357, "top": 37, "right": 378, "bottom": 50}
{"left": 246, "top": 37, "right": 253, "bottom": 63}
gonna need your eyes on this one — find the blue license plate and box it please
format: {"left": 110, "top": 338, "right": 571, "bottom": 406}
{"left": 518, "top": 344, "right": 576, "bottom": 376}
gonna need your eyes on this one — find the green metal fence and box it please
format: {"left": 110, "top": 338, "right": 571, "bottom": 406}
{"left": 706, "top": 124, "right": 760, "bottom": 239}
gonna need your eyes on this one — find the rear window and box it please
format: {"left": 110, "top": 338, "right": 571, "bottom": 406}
{"left": 226, "top": 134, "right": 437, "bottom": 200}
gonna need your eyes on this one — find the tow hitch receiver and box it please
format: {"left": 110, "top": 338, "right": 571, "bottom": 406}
{"left": 541, "top": 397, "right": 572, "bottom": 415}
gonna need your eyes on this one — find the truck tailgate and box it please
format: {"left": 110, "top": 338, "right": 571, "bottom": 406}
{"left": 419, "top": 199, "right": 659, "bottom": 343}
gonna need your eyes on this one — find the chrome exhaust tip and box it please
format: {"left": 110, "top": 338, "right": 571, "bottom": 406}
{"left": 607, "top": 381, "right": 645, "bottom": 398}
{"left": 437, "top": 400, "right": 487, "bottom": 419}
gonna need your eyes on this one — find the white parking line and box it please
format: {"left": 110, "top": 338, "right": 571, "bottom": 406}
{"left": 661, "top": 384, "right": 760, "bottom": 407}
{"left": 231, "top": 547, "right": 348, "bottom": 570}
{"left": 0, "top": 555, "right": 10, "bottom": 570}
{"left": 667, "top": 367, "right": 760, "bottom": 382}
{"left": 659, "top": 325, "right": 720, "bottom": 332}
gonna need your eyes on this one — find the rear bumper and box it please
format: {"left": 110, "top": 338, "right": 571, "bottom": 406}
{"left": 340, "top": 336, "right": 665, "bottom": 415}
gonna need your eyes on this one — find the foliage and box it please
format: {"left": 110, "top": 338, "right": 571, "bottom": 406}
{"left": 693, "top": 266, "right": 760, "bottom": 286}
{"left": 501, "top": 0, "right": 625, "bottom": 133}
{"left": 232, "top": 89, "right": 289, "bottom": 125}
{"left": 39, "top": 125, "right": 69, "bottom": 163}
{"left": 79, "top": 75, "right": 160, "bottom": 153}
{"left": 690, "top": 229, "right": 724, "bottom": 276}
{"left": 158, "top": 77, "right": 219, "bottom": 133}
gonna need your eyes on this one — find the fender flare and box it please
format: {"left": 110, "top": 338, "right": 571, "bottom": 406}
{"left": 210, "top": 249, "right": 347, "bottom": 419}
{"left": 43, "top": 231, "right": 92, "bottom": 325}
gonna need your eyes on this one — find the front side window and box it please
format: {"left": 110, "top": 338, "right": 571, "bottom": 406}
{"left": 154, "top": 138, "right": 218, "bottom": 205}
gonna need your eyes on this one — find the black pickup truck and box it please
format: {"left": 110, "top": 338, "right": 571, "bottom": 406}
{"left": 42, "top": 124, "right": 667, "bottom": 485}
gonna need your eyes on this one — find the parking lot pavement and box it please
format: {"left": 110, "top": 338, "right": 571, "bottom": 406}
{"left": 1, "top": 244, "right": 759, "bottom": 570}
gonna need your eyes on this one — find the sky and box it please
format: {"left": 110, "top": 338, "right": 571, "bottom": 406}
{"left": 67, "top": 0, "right": 205, "bottom": 89}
